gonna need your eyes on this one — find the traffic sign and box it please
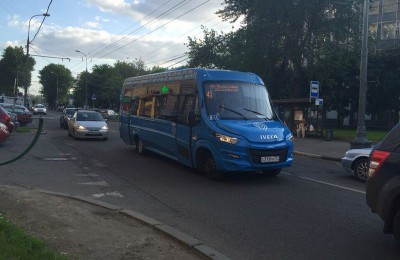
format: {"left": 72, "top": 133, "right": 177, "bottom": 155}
{"left": 310, "top": 81, "right": 319, "bottom": 99}
{"left": 315, "top": 98, "right": 323, "bottom": 106}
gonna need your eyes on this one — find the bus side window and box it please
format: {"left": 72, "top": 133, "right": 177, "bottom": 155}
{"left": 178, "top": 95, "right": 199, "bottom": 125}
{"left": 130, "top": 98, "right": 139, "bottom": 115}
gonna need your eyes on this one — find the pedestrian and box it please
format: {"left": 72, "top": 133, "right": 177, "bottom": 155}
{"left": 297, "top": 118, "right": 307, "bottom": 138}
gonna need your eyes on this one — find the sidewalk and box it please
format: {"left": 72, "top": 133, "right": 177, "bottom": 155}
{"left": 292, "top": 136, "right": 351, "bottom": 162}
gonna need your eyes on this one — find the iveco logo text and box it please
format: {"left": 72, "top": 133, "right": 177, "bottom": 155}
{"left": 260, "top": 135, "right": 278, "bottom": 140}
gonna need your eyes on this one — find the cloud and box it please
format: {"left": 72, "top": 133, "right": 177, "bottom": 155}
{"left": 87, "top": 0, "right": 226, "bottom": 24}
{"left": 7, "top": 15, "right": 22, "bottom": 27}
{"left": 84, "top": 21, "right": 100, "bottom": 28}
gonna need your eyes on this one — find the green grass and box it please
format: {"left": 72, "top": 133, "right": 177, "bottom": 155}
{"left": 15, "top": 126, "right": 30, "bottom": 133}
{"left": 0, "top": 213, "right": 66, "bottom": 260}
{"left": 332, "top": 128, "right": 389, "bottom": 142}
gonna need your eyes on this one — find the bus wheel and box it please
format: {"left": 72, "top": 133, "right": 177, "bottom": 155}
{"left": 135, "top": 137, "right": 146, "bottom": 155}
{"left": 262, "top": 169, "right": 282, "bottom": 176}
{"left": 203, "top": 152, "right": 225, "bottom": 180}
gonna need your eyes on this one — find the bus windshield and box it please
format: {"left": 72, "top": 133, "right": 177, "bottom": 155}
{"left": 204, "top": 82, "right": 275, "bottom": 120}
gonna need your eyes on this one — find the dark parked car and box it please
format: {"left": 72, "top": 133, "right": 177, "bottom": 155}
{"left": 0, "top": 106, "right": 15, "bottom": 133}
{"left": 60, "top": 107, "right": 76, "bottom": 129}
{"left": 366, "top": 122, "right": 400, "bottom": 244}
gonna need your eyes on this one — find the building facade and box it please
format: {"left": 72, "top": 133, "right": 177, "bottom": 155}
{"left": 369, "top": 0, "right": 400, "bottom": 50}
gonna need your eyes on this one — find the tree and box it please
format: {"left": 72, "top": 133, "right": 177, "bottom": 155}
{"left": 187, "top": 0, "right": 361, "bottom": 100}
{"left": 0, "top": 46, "right": 35, "bottom": 96}
{"left": 38, "top": 64, "right": 74, "bottom": 109}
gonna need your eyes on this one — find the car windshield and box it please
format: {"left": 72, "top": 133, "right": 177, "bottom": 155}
{"left": 65, "top": 109, "right": 76, "bottom": 116}
{"left": 204, "top": 81, "right": 275, "bottom": 120}
{"left": 76, "top": 112, "right": 103, "bottom": 121}
{"left": 35, "top": 105, "right": 45, "bottom": 108}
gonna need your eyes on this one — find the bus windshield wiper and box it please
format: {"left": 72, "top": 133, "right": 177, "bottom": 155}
{"left": 242, "top": 108, "right": 273, "bottom": 120}
{"left": 219, "top": 106, "right": 248, "bottom": 120}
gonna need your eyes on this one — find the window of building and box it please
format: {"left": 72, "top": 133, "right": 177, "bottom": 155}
{"left": 381, "top": 21, "right": 397, "bottom": 39}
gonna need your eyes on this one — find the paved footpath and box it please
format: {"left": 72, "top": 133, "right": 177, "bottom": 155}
{"left": 292, "top": 137, "right": 352, "bottom": 161}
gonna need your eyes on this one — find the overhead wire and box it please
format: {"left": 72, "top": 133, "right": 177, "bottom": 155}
{"left": 68, "top": 0, "right": 191, "bottom": 74}
{"left": 89, "top": 0, "right": 193, "bottom": 59}
{"left": 87, "top": 0, "right": 173, "bottom": 57}
{"left": 30, "top": 0, "right": 53, "bottom": 43}
{"left": 91, "top": 0, "right": 210, "bottom": 62}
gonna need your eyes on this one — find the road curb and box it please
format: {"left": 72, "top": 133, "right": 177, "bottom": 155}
{"left": 293, "top": 151, "right": 341, "bottom": 163}
{"left": 22, "top": 186, "right": 231, "bottom": 260}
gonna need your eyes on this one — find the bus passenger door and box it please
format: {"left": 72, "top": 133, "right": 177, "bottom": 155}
{"left": 120, "top": 99, "right": 133, "bottom": 145}
{"left": 176, "top": 92, "right": 198, "bottom": 167}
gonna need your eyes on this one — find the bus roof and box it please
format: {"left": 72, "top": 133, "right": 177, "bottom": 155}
{"left": 123, "top": 68, "right": 264, "bottom": 87}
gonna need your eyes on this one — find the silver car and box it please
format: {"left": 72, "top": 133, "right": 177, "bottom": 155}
{"left": 67, "top": 110, "right": 108, "bottom": 140}
{"left": 32, "top": 104, "right": 47, "bottom": 115}
{"left": 341, "top": 148, "right": 372, "bottom": 181}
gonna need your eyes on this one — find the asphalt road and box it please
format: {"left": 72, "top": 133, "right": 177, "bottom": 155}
{"left": 1, "top": 111, "right": 400, "bottom": 259}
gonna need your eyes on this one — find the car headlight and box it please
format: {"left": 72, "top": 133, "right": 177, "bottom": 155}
{"left": 214, "top": 132, "right": 238, "bottom": 145}
{"left": 101, "top": 125, "right": 108, "bottom": 130}
{"left": 77, "top": 125, "right": 86, "bottom": 130}
{"left": 286, "top": 133, "right": 294, "bottom": 141}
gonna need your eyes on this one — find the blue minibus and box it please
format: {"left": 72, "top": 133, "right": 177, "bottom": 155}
{"left": 119, "top": 68, "right": 293, "bottom": 179}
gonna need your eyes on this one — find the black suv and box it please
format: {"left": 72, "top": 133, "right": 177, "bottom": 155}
{"left": 366, "top": 122, "right": 400, "bottom": 243}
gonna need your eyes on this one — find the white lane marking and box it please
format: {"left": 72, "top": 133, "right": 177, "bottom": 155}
{"left": 297, "top": 175, "right": 366, "bottom": 194}
{"left": 78, "top": 181, "right": 109, "bottom": 186}
{"left": 92, "top": 191, "right": 124, "bottom": 198}
{"left": 43, "top": 158, "right": 68, "bottom": 161}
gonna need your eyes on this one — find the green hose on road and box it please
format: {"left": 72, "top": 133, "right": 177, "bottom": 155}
{"left": 0, "top": 118, "right": 43, "bottom": 166}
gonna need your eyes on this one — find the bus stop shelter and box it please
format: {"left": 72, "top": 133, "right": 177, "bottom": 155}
{"left": 273, "top": 98, "right": 327, "bottom": 138}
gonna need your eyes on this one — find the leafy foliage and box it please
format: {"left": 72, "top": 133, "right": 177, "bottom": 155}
{"left": 38, "top": 64, "right": 74, "bottom": 109}
{"left": 0, "top": 46, "right": 35, "bottom": 96}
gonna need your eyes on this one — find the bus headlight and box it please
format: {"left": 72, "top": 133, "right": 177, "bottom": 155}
{"left": 215, "top": 133, "right": 238, "bottom": 145}
{"left": 286, "top": 133, "right": 294, "bottom": 141}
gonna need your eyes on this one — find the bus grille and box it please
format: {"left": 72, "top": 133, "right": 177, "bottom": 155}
{"left": 249, "top": 147, "right": 288, "bottom": 164}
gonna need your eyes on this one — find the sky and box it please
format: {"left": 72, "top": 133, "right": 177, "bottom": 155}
{"left": 0, "top": 0, "right": 240, "bottom": 95}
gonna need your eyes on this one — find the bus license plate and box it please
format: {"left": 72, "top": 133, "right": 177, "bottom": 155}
{"left": 261, "top": 156, "right": 279, "bottom": 163}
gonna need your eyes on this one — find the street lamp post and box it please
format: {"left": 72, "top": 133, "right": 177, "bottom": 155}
{"left": 75, "top": 50, "right": 88, "bottom": 108}
{"left": 350, "top": 0, "right": 373, "bottom": 149}
{"left": 51, "top": 71, "right": 58, "bottom": 110}
{"left": 24, "top": 13, "right": 50, "bottom": 108}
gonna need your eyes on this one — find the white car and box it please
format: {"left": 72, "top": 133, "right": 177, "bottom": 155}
{"left": 67, "top": 110, "right": 108, "bottom": 140}
{"left": 32, "top": 104, "right": 47, "bottom": 115}
{"left": 341, "top": 148, "right": 372, "bottom": 181}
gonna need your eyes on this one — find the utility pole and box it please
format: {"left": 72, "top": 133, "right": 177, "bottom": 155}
{"left": 75, "top": 50, "right": 88, "bottom": 108}
{"left": 350, "top": 0, "right": 373, "bottom": 149}
{"left": 24, "top": 13, "right": 50, "bottom": 108}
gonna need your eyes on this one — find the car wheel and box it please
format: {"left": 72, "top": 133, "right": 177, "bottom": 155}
{"left": 393, "top": 209, "right": 400, "bottom": 245}
{"left": 353, "top": 158, "right": 369, "bottom": 181}
{"left": 202, "top": 152, "right": 225, "bottom": 180}
{"left": 135, "top": 137, "right": 146, "bottom": 155}
{"left": 262, "top": 168, "right": 282, "bottom": 176}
